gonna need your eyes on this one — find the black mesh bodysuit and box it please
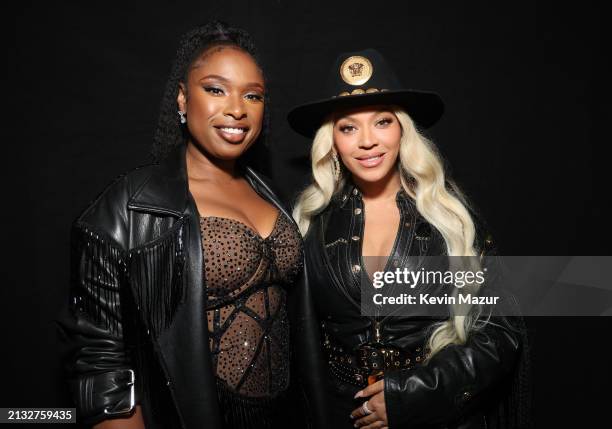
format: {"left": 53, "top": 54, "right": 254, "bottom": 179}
{"left": 201, "top": 213, "right": 303, "bottom": 429}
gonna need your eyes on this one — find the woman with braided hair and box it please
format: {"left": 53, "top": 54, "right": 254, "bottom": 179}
{"left": 59, "top": 21, "right": 303, "bottom": 429}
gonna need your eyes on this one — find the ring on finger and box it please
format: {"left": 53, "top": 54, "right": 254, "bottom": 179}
{"left": 361, "top": 400, "right": 373, "bottom": 415}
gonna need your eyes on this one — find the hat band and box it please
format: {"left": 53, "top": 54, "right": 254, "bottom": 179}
{"left": 333, "top": 88, "right": 389, "bottom": 98}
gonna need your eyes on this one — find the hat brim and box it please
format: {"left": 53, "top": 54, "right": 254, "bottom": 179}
{"left": 287, "top": 90, "right": 444, "bottom": 138}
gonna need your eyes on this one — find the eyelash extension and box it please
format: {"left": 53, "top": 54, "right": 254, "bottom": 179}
{"left": 203, "top": 87, "right": 264, "bottom": 102}
{"left": 203, "top": 86, "right": 224, "bottom": 94}
{"left": 246, "top": 94, "right": 264, "bottom": 101}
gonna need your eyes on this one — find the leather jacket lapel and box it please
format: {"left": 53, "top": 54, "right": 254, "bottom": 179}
{"left": 155, "top": 190, "right": 223, "bottom": 428}
{"left": 318, "top": 201, "right": 363, "bottom": 313}
{"left": 126, "top": 147, "right": 293, "bottom": 222}
{"left": 126, "top": 144, "right": 221, "bottom": 428}
{"left": 244, "top": 167, "right": 294, "bottom": 222}
{"left": 127, "top": 146, "right": 189, "bottom": 217}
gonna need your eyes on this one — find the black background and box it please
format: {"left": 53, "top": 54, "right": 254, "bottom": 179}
{"left": 8, "top": 1, "right": 610, "bottom": 427}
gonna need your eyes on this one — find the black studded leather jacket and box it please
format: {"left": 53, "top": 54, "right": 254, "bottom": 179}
{"left": 58, "top": 145, "right": 298, "bottom": 429}
{"left": 292, "top": 185, "right": 531, "bottom": 429}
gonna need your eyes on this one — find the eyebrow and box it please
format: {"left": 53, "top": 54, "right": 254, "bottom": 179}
{"left": 199, "top": 74, "right": 229, "bottom": 83}
{"left": 199, "top": 74, "right": 265, "bottom": 90}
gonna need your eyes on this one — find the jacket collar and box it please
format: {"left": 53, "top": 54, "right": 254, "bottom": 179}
{"left": 127, "top": 144, "right": 190, "bottom": 217}
{"left": 126, "top": 144, "right": 291, "bottom": 220}
{"left": 336, "top": 180, "right": 409, "bottom": 209}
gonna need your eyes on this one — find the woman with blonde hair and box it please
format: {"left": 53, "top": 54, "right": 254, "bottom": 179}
{"left": 288, "top": 49, "right": 530, "bottom": 428}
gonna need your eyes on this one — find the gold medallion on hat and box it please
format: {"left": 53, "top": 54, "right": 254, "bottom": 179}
{"left": 340, "top": 56, "right": 373, "bottom": 86}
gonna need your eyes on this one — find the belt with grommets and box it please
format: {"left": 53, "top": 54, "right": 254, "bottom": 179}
{"left": 323, "top": 332, "right": 429, "bottom": 388}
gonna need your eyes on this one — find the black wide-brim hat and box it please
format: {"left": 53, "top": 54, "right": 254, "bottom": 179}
{"left": 287, "top": 48, "right": 444, "bottom": 138}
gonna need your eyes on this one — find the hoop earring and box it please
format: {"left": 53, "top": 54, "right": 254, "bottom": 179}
{"left": 332, "top": 152, "right": 341, "bottom": 182}
{"left": 178, "top": 111, "right": 186, "bottom": 124}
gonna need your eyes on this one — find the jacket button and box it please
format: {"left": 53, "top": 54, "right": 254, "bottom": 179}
{"left": 351, "top": 236, "right": 360, "bottom": 241}
{"left": 352, "top": 265, "right": 361, "bottom": 273}
{"left": 354, "top": 208, "right": 362, "bottom": 215}
{"left": 353, "top": 188, "right": 359, "bottom": 195}
{"left": 462, "top": 391, "right": 471, "bottom": 401}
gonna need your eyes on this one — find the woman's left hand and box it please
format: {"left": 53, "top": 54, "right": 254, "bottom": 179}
{"left": 350, "top": 380, "right": 388, "bottom": 428}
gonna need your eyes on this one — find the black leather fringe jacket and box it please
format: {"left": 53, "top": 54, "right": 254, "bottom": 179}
{"left": 58, "top": 145, "right": 297, "bottom": 429}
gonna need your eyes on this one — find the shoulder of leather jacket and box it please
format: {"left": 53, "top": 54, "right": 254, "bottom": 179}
{"left": 452, "top": 199, "right": 497, "bottom": 259}
{"left": 478, "top": 231, "right": 496, "bottom": 258}
{"left": 73, "top": 163, "right": 159, "bottom": 249}
{"left": 298, "top": 191, "right": 335, "bottom": 241}
{"left": 473, "top": 212, "right": 496, "bottom": 258}
{"left": 442, "top": 178, "right": 497, "bottom": 255}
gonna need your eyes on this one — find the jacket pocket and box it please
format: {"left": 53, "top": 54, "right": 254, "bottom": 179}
{"left": 127, "top": 217, "right": 187, "bottom": 339}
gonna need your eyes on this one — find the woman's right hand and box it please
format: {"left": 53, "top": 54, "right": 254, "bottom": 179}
{"left": 351, "top": 380, "right": 389, "bottom": 428}
{"left": 93, "top": 405, "right": 145, "bottom": 429}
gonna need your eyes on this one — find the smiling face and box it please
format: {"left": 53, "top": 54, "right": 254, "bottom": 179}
{"left": 333, "top": 106, "right": 402, "bottom": 185}
{"left": 177, "top": 46, "right": 265, "bottom": 160}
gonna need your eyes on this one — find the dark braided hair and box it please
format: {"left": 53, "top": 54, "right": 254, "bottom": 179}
{"left": 151, "top": 21, "right": 269, "bottom": 163}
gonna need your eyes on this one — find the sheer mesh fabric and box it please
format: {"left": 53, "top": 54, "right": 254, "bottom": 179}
{"left": 201, "top": 214, "right": 302, "bottom": 398}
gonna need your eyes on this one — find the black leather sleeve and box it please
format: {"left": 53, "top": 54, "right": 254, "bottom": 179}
{"left": 384, "top": 318, "right": 521, "bottom": 428}
{"left": 58, "top": 221, "right": 136, "bottom": 426}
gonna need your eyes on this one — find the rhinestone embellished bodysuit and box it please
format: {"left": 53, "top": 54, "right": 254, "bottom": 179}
{"left": 200, "top": 213, "right": 303, "bottom": 428}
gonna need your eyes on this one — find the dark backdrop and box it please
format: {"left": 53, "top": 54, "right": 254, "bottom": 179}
{"left": 9, "top": 1, "right": 610, "bottom": 427}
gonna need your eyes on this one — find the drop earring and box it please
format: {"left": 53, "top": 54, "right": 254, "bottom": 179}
{"left": 332, "top": 152, "right": 341, "bottom": 182}
{"left": 178, "top": 111, "right": 186, "bottom": 124}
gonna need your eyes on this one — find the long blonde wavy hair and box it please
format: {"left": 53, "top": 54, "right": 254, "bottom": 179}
{"left": 293, "top": 108, "right": 482, "bottom": 358}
